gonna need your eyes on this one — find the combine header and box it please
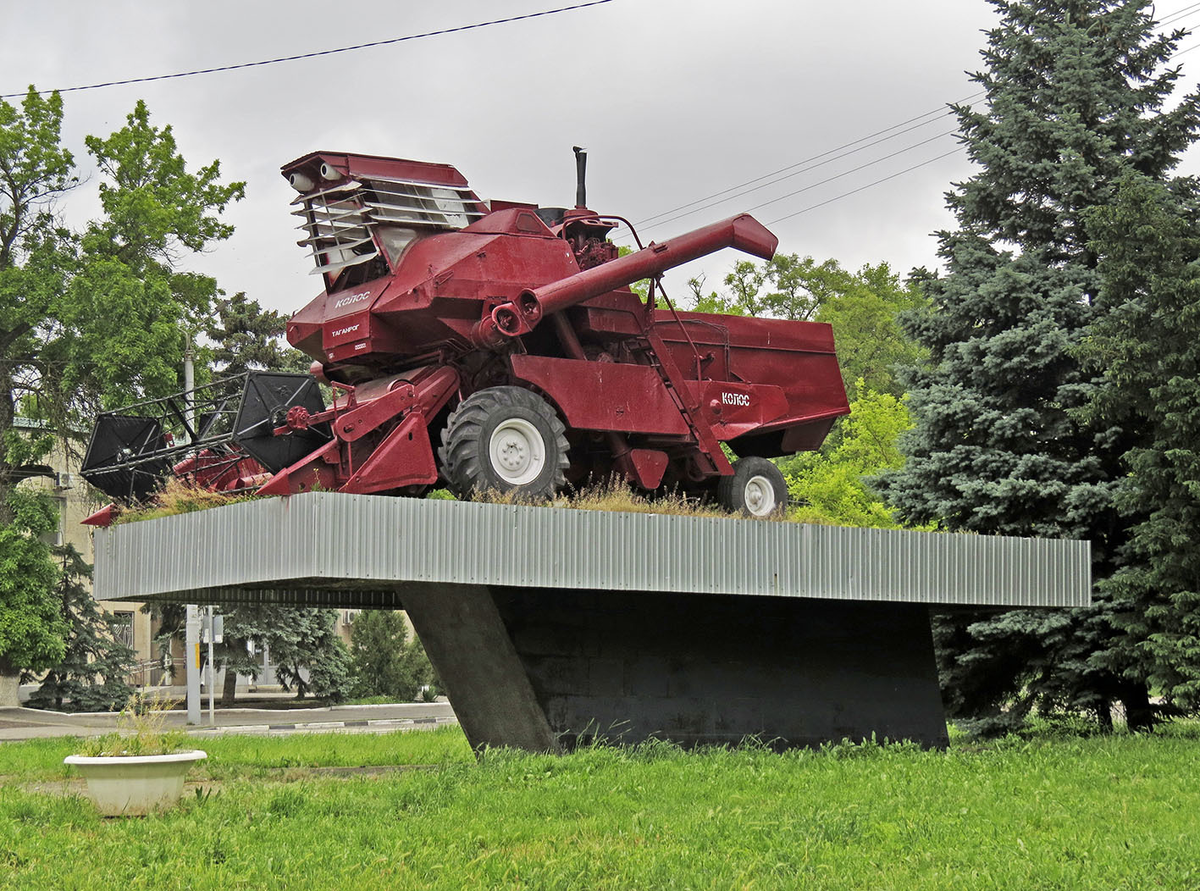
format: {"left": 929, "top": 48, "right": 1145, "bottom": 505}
{"left": 83, "top": 150, "right": 849, "bottom": 521}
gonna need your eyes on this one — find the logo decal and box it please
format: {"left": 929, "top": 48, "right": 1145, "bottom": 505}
{"left": 721, "top": 392, "right": 750, "bottom": 407}
{"left": 333, "top": 290, "right": 372, "bottom": 309}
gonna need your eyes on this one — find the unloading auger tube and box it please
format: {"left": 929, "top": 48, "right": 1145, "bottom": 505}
{"left": 477, "top": 214, "right": 778, "bottom": 346}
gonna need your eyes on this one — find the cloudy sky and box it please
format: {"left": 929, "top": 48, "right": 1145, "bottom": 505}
{"left": 4, "top": 1, "right": 1200, "bottom": 317}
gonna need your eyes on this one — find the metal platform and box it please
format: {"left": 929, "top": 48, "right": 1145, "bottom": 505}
{"left": 93, "top": 492, "right": 1090, "bottom": 608}
{"left": 93, "top": 493, "right": 1091, "bottom": 752}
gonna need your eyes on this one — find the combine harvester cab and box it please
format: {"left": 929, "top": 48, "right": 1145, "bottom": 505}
{"left": 83, "top": 150, "right": 849, "bottom": 521}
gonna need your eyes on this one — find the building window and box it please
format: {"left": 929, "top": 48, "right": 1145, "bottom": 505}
{"left": 110, "top": 612, "right": 135, "bottom": 649}
{"left": 38, "top": 496, "right": 66, "bottom": 547}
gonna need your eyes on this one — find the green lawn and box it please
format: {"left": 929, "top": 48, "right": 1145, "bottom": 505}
{"left": 1, "top": 725, "right": 1197, "bottom": 889}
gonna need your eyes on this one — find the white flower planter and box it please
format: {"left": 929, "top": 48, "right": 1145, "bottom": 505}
{"left": 64, "top": 750, "right": 207, "bottom": 816}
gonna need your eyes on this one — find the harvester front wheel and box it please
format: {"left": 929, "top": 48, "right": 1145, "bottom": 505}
{"left": 718, "top": 457, "right": 787, "bottom": 518}
{"left": 439, "top": 387, "right": 569, "bottom": 500}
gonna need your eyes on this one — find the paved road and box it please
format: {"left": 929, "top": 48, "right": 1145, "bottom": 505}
{"left": 0, "top": 701, "right": 458, "bottom": 742}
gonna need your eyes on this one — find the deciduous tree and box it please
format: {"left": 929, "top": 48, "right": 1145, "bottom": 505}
{"left": 786, "top": 385, "right": 915, "bottom": 529}
{"left": 0, "top": 89, "right": 243, "bottom": 693}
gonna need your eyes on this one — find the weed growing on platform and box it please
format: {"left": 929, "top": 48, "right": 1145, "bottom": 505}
{"left": 114, "top": 479, "right": 260, "bottom": 524}
{"left": 475, "top": 478, "right": 834, "bottom": 523}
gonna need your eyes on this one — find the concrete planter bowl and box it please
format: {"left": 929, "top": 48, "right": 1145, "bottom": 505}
{"left": 64, "top": 750, "right": 207, "bottom": 816}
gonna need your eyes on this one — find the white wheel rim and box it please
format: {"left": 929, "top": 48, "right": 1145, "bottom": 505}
{"left": 744, "top": 474, "right": 777, "bottom": 516}
{"left": 488, "top": 418, "right": 546, "bottom": 486}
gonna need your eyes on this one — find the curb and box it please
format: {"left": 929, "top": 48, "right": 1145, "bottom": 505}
{"left": 186, "top": 715, "right": 458, "bottom": 736}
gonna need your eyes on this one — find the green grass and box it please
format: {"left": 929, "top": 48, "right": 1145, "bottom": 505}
{"left": 1, "top": 727, "right": 1198, "bottom": 889}
{"left": 0, "top": 725, "right": 472, "bottom": 782}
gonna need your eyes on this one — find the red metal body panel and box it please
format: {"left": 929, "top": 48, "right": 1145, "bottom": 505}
{"left": 480, "top": 214, "right": 778, "bottom": 343}
{"left": 258, "top": 365, "right": 459, "bottom": 497}
{"left": 656, "top": 311, "right": 850, "bottom": 442}
{"left": 282, "top": 151, "right": 478, "bottom": 191}
{"left": 510, "top": 355, "right": 690, "bottom": 436}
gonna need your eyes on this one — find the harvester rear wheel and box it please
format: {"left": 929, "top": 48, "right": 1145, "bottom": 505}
{"left": 439, "top": 387, "right": 569, "bottom": 500}
{"left": 717, "top": 457, "right": 787, "bottom": 518}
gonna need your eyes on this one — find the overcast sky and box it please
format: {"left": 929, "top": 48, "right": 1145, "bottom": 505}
{"left": 4, "top": 0, "right": 1200, "bottom": 317}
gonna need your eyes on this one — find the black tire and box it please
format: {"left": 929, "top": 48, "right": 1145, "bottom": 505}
{"left": 438, "top": 387, "right": 569, "bottom": 500}
{"left": 717, "top": 457, "right": 788, "bottom": 517}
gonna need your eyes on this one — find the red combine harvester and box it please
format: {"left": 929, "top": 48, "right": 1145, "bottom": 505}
{"left": 81, "top": 150, "right": 849, "bottom": 521}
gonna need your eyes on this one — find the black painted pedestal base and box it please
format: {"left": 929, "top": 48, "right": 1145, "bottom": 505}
{"left": 404, "top": 583, "right": 948, "bottom": 752}
{"left": 496, "top": 588, "right": 948, "bottom": 749}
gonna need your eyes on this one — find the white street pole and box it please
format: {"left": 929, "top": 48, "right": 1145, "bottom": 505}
{"left": 207, "top": 606, "right": 216, "bottom": 724}
{"left": 185, "top": 605, "right": 201, "bottom": 724}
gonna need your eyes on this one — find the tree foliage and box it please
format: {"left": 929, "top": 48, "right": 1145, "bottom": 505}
{"left": 348, "top": 610, "right": 435, "bottom": 701}
{"left": 878, "top": 0, "right": 1200, "bottom": 732}
{"left": 44, "top": 100, "right": 244, "bottom": 419}
{"left": 266, "top": 609, "right": 352, "bottom": 702}
{"left": 0, "top": 92, "right": 75, "bottom": 404}
{"left": 207, "top": 291, "right": 310, "bottom": 377}
{"left": 0, "top": 490, "right": 66, "bottom": 675}
{"left": 786, "top": 385, "right": 914, "bottom": 529}
{"left": 154, "top": 603, "right": 353, "bottom": 703}
{"left": 24, "top": 544, "right": 135, "bottom": 712}
{"left": 0, "top": 90, "right": 242, "bottom": 680}
{"left": 1081, "top": 176, "right": 1200, "bottom": 709}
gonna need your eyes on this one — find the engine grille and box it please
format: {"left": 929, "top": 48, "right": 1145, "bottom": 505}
{"left": 293, "top": 177, "right": 486, "bottom": 275}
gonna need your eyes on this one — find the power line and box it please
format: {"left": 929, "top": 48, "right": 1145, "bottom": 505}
{"left": 630, "top": 5, "right": 1200, "bottom": 237}
{"left": 632, "top": 106, "right": 973, "bottom": 232}
{"left": 1160, "top": 2, "right": 1200, "bottom": 26}
{"left": 630, "top": 8, "right": 1200, "bottom": 240}
{"left": 1, "top": 1, "right": 614, "bottom": 99}
{"left": 765, "top": 149, "right": 963, "bottom": 226}
{"left": 632, "top": 92, "right": 983, "bottom": 230}
{"left": 633, "top": 128, "right": 958, "bottom": 239}
{"left": 743, "top": 131, "right": 958, "bottom": 215}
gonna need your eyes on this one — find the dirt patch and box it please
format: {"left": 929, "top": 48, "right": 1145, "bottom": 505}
{"left": 11, "top": 763, "right": 441, "bottom": 797}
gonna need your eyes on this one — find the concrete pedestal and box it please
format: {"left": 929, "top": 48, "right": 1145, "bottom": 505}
{"left": 92, "top": 494, "right": 1089, "bottom": 754}
{"left": 404, "top": 585, "right": 948, "bottom": 751}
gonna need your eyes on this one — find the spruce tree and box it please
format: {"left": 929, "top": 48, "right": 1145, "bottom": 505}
{"left": 1083, "top": 176, "right": 1200, "bottom": 710}
{"left": 879, "top": 0, "right": 1200, "bottom": 732}
{"left": 25, "top": 544, "right": 135, "bottom": 712}
{"left": 206, "top": 291, "right": 310, "bottom": 377}
{"left": 348, "top": 610, "right": 434, "bottom": 701}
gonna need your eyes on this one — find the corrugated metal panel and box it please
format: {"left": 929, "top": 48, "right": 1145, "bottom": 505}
{"left": 93, "top": 492, "right": 1091, "bottom": 608}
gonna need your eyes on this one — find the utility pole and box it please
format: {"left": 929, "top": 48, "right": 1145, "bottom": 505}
{"left": 183, "top": 340, "right": 195, "bottom": 435}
